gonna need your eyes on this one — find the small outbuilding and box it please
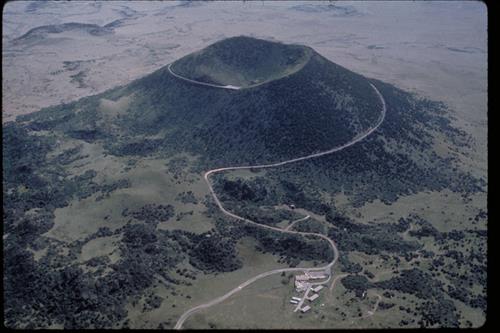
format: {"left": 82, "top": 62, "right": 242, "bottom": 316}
{"left": 300, "top": 305, "right": 311, "bottom": 313}
{"left": 311, "top": 285, "right": 324, "bottom": 293}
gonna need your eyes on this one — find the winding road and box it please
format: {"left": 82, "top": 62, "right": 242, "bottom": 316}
{"left": 285, "top": 215, "right": 310, "bottom": 231}
{"left": 167, "top": 64, "right": 242, "bottom": 90}
{"left": 329, "top": 273, "right": 350, "bottom": 293}
{"left": 170, "top": 64, "right": 387, "bottom": 329}
{"left": 167, "top": 52, "right": 311, "bottom": 91}
{"left": 362, "top": 293, "right": 382, "bottom": 319}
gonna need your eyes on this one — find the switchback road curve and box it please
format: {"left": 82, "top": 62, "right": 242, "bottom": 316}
{"left": 170, "top": 66, "right": 387, "bottom": 329}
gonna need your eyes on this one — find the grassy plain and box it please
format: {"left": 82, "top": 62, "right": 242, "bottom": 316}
{"left": 124, "top": 236, "right": 318, "bottom": 328}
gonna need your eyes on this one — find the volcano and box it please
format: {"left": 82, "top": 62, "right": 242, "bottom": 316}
{"left": 20, "top": 36, "right": 383, "bottom": 165}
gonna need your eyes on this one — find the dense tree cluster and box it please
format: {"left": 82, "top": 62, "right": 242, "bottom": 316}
{"left": 340, "top": 274, "right": 371, "bottom": 298}
{"left": 176, "top": 191, "right": 198, "bottom": 204}
{"left": 52, "top": 145, "right": 87, "bottom": 165}
{"left": 166, "top": 157, "right": 189, "bottom": 176}
{"left": 403, "top": 215, "right": 443, "bottom": 240}
{"left": 188, "top": 234, "right": 242, "bottom": 273}
{"left": 218, "top": 178, "right": 269, "bottom": 202}
{"left": 96, "top": 179, "right": 131, "bottom": 201}
{"left": 4, "top": 203, "right": 54, "bottom": 244}
{"left": 204, "top": 216, "right": 333, "bottom": 266}
{"left": 3, "top": 123, "right": 54, "bottom": 185}
{"left": 338, "top": 253, "right": 363, "bottom": 273}
{"left": 105, "top": 138, "right": 164, "bottom": 157}
{"left": 243, "top": 224, "right": 333, "bottom": 265}
{"left": 418, "top": 298, "right": 459, "bottom": 328}
{"left": 326, "top": 212, "right": 421, "bottom": 256}
{"left": 340, "top": 267, "right": 461, "bottom": 328}
{"left": 143, "top": 294, "right": 164, "bottom": 312}
{"left": 4, "top": 243, "right": 127, "bottom": 329}
{"left": 214, "top": 175, "right": 329, "bottom": 218}
{"left": 378, "top": 302, "right": 395, "bottom": 310}
{"left": 373, "top": 268, "right": 444, "bottom": 299}
{"left": 122, "top": 204, "right": 175, "bottom": 224}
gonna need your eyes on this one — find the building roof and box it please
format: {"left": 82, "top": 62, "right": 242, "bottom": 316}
{"left": 306, "top": 271, "right": 327, "bottom": 278}
{"left": 311, "top": 285, "right": 324, "bottom": 292}
{"left": 301, "top": 305, "right": 311, "bottom": 312}
{"left": 295, "top": 274, "right": 309, "bottom": 281}
{"left": 308, "top": 293, "right": 319, "bottom": 301}
{"left": 295, "top": 283, "right": 308, "bottom": 292}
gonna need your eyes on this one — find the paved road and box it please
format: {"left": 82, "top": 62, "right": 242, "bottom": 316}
{"left": 167, "top": 64, "right": 242, "bottom": 90}
{"left": 167, "top": 55, "right": 310, "bottom": 91}
{"left": 285, "top": 215, "right": 310, "bottom": 231}
{"left": 172, "top": 71, "right": 386, "bottom": 329}
{"left": 363, "top": 293, "right": 382, "bottom": 318}
{"left": 402, "top": 223, "right": 414, "bottom": 238}
{"left": 329, "top": 273, "right": 350, "bottom": 292}
{"left": 294, "top": 285, "right": 312, "bottom": 313}
{"left": 329, "top": 272, "right": 383, "bottom": 320}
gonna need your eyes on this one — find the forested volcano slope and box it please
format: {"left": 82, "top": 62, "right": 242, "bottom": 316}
{"left": 18, "top": 36, "right": 382, "bottom": 166}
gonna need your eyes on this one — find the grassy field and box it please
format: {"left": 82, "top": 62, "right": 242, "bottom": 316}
{"left": 181, "top": 268, "right": 401, "bottom": 329}
{"left": 180, "top": 250, "right": 484, "bottom": 329}
{"left": 79, "top": 234, "right": 122, "bottom": 264}
{"left": 124, "top": 236, "right": 320, "bottom": 328}
{"left": 333, "top": 188, "right": 485, "bottom": 232}
{"left": 43, "top": 150, "right": 216, "bottom": 242}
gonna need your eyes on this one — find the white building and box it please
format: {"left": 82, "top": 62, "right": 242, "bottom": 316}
{"left": 308, "top": 293, "right": 319, "bottom": 302}
{"left": 295, "top": 274, "right": 309, "bottom": 281}
{"left": 295, "top": 282, "right": 308, "bottom": 292}
{"left": 292, "top": 297, "right": 302, "bottom": 301}
{"left": 295, "top": 275, "right": 310, "bottom": 292}
{"left": 290, "top": 299, "right": 299, "bottom": 304}
{"left": 306, "top": 271, "right": 327, "bottom": 280}
{"left": 301, "top": 305, "right": 311, "bottom": 313}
